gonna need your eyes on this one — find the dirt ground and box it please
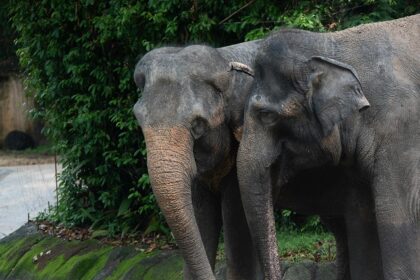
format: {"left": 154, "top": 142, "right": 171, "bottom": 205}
{"left": 0, "top": 150, "right": 56, "bottom": 166}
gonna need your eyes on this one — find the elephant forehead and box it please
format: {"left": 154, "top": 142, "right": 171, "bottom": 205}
{"left": 137, "top": 81, "right": 194, "bottom": 124}
{"left": 146, "top": 61, "right": 182, "bottom": 84}
{"left": 143, "top": 53, "right": 222, "bottom": 84}
{"left": 149, "top": 51, "right": 217, "bottom": 73}
{"left": 145, "top": 64, "right": 205, "bottom": 87}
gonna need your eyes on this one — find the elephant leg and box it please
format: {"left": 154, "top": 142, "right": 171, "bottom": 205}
{"left": 321, "top": 216, "right": 350, "bottom": 280}
{"left": 372, "top": 154, "right": 420, "bottom": 280}
{"left": 344, "top": 185, "right": 383, "bottom": 280}
{"left": 184, "top": 181, "right": 222, "bottom": 280}
{"left": 221, "top": 169, "right": 262, "bottom": 280}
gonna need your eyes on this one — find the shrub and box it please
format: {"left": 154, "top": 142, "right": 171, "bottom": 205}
{"left": 0, "top": 1, "right": 18, "bottom": 74}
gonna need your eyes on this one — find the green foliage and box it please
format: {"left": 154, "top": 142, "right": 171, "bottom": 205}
{"left": 276, "top": 210, "right": 326, "bottom": 233}
{"left": 0, "top": 1, "right": 18, "bottom": 74}
{"left": 5, "top": 0, "right": 418, "bottom": 237}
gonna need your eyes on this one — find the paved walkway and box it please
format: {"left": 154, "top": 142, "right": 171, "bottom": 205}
{"left": 0, "top": 164, "right": 58, "bottom": 239}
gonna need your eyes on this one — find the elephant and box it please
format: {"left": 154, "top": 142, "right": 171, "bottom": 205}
{"left": 133, "top": 43, "right": 353, "bottom": 280}
{"left": 133, "top": 41, "right": 263, "bottom": 280}
{"left": 237, "top": 14, "right": 420, "bottom": 280}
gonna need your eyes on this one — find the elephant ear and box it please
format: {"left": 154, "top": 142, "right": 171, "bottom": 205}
{"left": 208, "top": 62, "right": 254, "bottom": 93}
{"left": 134, "top": 67, "right": 145, "bottom": 90}
{"left": 306, "top": 56, "right": 370, "bottom": 136}
{"left": 207, "top": 62, "right": 254, "bottom": 142}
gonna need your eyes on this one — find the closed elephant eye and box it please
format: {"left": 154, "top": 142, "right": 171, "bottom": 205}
{"left": 191, "top": 117, "right": 209, "bottom": 139}
{"left": 258, "top": 109, "right": 279, "bottom": 126}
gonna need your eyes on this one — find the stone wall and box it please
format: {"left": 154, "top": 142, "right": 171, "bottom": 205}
{"left": 0, "top": 224, "right": 337, "bottom": 280}
{"left": 0, "top": 75, "right": 43, "bottom": 147}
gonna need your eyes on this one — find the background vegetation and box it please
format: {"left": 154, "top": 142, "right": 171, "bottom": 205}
{"left": 0, "top": 1, "right": 18, "bottom": 75}
{"left": 1, "top": 0, "right": 418, "bottom": 238}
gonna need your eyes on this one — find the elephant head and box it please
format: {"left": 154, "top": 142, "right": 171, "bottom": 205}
{"left": 133, "top": 45, "right": 255, "bottom": 280}
{"left": 237, "top": 37, "right": 370, "bottom": 278}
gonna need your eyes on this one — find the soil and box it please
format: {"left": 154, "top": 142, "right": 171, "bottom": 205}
{"left": 0, "top": 150, "right": 56, "bottom": 166}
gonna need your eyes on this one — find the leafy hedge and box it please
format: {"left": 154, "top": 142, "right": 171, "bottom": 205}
{"left": 5, "top": 0, "right": 418, "bottom": 236}
{"left": 0, "top": 1, "right": 18, "bottom": 75}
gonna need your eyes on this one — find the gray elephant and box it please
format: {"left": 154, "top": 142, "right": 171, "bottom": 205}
{"left": 133, "top": 41, "right": 263, "bottom": 280}
{"left": 133, "top": 43, "right": 353, "bottom": 280}
{"left": 237, "top": 14, "right": 420, "bottom": 280}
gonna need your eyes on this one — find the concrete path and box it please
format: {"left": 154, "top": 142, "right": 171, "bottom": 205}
{"left": 0, "top": 164, "right": 58, "bottom": 239}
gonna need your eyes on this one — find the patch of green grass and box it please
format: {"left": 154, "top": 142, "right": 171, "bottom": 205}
{"left": 277, "top": 230, "right": 335, "bottom": 262}
{"left": 216, "top": 229, "right": 335, "bottom": 264}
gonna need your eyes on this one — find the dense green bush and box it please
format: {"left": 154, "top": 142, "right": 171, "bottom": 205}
{"left": 0, "top": 1, "right": 18, "bottom": 75}
{"left": 5, "top": 0, "right": 418, "bottom": 237}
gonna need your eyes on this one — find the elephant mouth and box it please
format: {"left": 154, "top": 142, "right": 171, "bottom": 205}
{"left": 199, "top": 148, "right": 236, "bottom": 192}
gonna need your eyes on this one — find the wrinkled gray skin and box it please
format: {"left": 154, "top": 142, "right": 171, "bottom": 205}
{"left": 237, "top": 15, "right": 420, "bottom": 280}
{"left": 133, "top": 41, "right": 263, "bottom": 280}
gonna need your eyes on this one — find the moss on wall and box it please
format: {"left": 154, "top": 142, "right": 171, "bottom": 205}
{"left": 0, "top": 224, "right": 184, "bottom": 280}
{"left": 0, "top": 224, "right": 336, "bottom": 280}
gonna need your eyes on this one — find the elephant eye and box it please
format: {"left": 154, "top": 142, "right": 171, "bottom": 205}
{"left": 191, "top": 117, "right": 209, "bottom": 139}
{"left": 258, "top": 110, "right": 279, "bottom": 126}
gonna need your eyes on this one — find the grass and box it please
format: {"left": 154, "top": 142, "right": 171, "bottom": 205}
{"left": 277, "top": 230, "right": 335, "bottom": 262}
{"left": 216, "top": 229, "right": 336, "bottom": 263}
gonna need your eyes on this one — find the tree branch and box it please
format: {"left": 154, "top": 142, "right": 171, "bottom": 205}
{"left": 219, "top": 0, "right": 255, "bottom": 25}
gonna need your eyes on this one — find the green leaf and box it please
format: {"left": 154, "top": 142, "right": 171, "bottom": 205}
{"left": 118, "top": 198, "right": 131, "bottom": 216}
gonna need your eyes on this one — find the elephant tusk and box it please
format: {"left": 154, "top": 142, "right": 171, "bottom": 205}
{"left": 229, "top": 61, "right": 254, "bottom": 77}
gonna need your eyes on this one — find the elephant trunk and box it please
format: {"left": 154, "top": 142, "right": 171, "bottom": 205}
{"left": 237, "top": 128, "right": 281, "bottom": 279}
{"left": 143, "top": 126, "right": 215, "bottom": 280}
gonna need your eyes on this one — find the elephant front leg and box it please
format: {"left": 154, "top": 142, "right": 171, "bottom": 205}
{"left": 221, "top": 169, "right": 262, "bottom": 280}
{"left": 321, "top": 216, "right": 350, "bottom": 280}
{"left": 184, "top": 181, "right": 222, "bottom": 280}
{"left": 344, "top": 184, "right": 383, "bottom": 280}
{"left": 372, "top": 154, "right": 420, "bottom": 280}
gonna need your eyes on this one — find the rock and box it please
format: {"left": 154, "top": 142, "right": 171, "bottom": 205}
{"left": 283, "top": 260, "right": 316, "bottom": 280}
{"left": 0, "top": 224, "right": 337, "bottom": 280}
{"left": 4, "top": 130, "right": 34, "bottom": 150}
{"left": 38, "top": 224, "right": 48, "bottom": 231}
{"left": 0, "top": 222, "right": 37, "bottom": 243}
{"left": 215, "top": 263, "right": 227, "bottom": 280}
{"left": 315, "top": 262, "right": 337, "bottom": 280}
{"left": 281, "top": 260, "right": 337, "bottom": 280}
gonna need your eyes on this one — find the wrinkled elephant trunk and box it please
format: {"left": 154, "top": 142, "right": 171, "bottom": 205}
{"left": 237, "top": 129, "right": 281, "bottom": 279}
{"left": 143, "top": 126, "right": 215, "bottom": 280}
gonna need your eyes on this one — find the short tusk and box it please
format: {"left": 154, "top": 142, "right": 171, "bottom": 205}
{"left": 229, "top": 61, "right": 254, "bottom": 77}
